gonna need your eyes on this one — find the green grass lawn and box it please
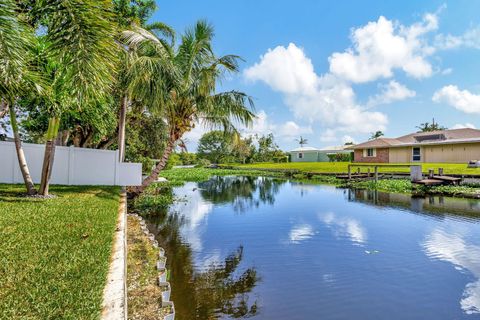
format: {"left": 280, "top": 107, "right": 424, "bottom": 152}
{"left": 0, "top": 185, "right": 120, "bottom": 320}
{"left": 233, "top": 162, "right": 480, "bottom": 175}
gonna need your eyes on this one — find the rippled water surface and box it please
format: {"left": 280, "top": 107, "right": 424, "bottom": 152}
{"left": 145, "top": 176, "right": 480, "bottom": 320}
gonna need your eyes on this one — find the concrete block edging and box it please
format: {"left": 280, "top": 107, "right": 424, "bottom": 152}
{"left": 128, "top": 212, "right": 175, "bottom": 320}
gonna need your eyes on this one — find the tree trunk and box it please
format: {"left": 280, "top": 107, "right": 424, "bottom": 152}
{"left": 133, "top": 137, "right": 175, "bottom": 194}
{"left": 118, "top": 95, "right": 128, "bottom": 162}
{"left": 9, "top": 104, "right": 36, "bottom": 195}
{"left": 39, "top": 117, "right": 60, "bottom": 196}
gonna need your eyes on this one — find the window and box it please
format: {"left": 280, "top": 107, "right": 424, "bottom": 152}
{"left": 298, "top": 152, "right": 303, "bottom": 159}
{"left": 366, "top": 148, "right": 375, "bottom": 157}
{"left": 412, "top": 147, "right": 421, "bottom": 161}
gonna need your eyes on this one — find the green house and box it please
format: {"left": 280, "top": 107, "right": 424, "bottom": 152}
{"left": 289, "top": 146, "right": 351, "bottom": 162}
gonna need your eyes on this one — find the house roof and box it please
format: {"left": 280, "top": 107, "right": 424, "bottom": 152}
{"left": 349, "top": 128, "right": 480, "bottom": 149}
{"left": 289, "top": 146, "right": 321, "bottom": 152}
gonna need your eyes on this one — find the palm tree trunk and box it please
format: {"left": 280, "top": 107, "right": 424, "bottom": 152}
{"left": 118, "top": 95, "right": 128, "bottom": 162}
{"left": 133, "top": 136, "right": 175, "bottom": 194}
{"left": 9, "top": 104, "right": 36, "bottom": 195}
{"left": 39, "top": 117, "right": 60, "bottom": 196}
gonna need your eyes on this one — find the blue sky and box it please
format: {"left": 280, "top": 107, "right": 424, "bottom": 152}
{"left": 152, "top": 0, "right": 480, "bottom": 151}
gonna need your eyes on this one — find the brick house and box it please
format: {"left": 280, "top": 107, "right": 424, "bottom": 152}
{"left": 348, "top": 128, "right": 480, "bottom": 163}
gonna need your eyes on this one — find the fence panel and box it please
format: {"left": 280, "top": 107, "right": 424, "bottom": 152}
{"left": 0, "top": 141, "right": 141, "bottom": 186}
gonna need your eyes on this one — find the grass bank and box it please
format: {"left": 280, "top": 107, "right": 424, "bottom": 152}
{"left": 0, "top": 185, "right": 120, "bottom": 319}
{"left": 232, "top": 162, "right": 480, "bottom": 175}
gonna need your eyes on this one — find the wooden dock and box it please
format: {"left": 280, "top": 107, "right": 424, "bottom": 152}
{"left": 337, "top": 165, "right": 463, "bottom": 186}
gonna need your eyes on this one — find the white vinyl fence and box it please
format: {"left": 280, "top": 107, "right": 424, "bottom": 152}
{"left": 0, "top": 141, "right": 142, "bottom": 186}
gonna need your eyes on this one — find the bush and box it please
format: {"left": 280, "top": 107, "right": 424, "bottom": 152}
{"left": 273, "top": 156, "right": 289, "bottom": 163}
{"left": 165, "top": 153, "right": 181, "bottom": 169}
{"left": 178, "top": 152, "right": 197, "bottom": 165}
{"left": 195, "top": 158, "right": 211, "bottom": 168}
{"left": 327, "top": 153, "right": 352, "bottom": 162}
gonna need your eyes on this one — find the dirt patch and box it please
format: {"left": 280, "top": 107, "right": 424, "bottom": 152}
{"left": 127, "top": 216, "right": 166, "bottom": 320}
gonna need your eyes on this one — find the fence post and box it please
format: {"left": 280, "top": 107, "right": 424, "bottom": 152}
{"left": 68, "top": 146, "right": 75, "bottom": 185}
{"left": 410, "top": 165, "right": 422, "bottom": 182}
{"left": 374, "top": 166, "right": 378, "bottom": 183}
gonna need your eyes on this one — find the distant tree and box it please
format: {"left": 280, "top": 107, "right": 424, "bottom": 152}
{"left": 254, "top": 133, "right": 283, "bottom": 162}
{"left": 197, "top": 131, "right": 233, "bottom": 164}
{"left": 369, "top": 131, "right": 384, "bottom": 140}
{"left": 416, "top": 119, "right": 447, "bottom": 132}
{"left": 295, "top": 136, "right": 308, "bottom": 147}
{"left": 344, "top": 141, "right": 354, "bottom": 146}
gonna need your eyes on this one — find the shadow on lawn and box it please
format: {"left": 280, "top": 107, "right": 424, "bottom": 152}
{"left": 0, "top": 184, "right": 119, "bottom": 202}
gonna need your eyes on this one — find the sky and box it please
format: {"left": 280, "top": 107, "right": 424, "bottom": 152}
{"left": 151, "top": 0, "right": 480, "bottom": 151}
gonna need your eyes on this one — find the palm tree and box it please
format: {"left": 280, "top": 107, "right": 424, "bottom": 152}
{"left": 0, "top": 0, "right": 38, "bottom": 194}
{"left": 117, "top": 23, "right": 175, "bottom": 162}
{"left": 33, "top": 0, "right": 118, "bottom": 195}
{"left": 125, "top": 21, "right": 255, "bottom": 193}
{"left": 369, "top": 131, "right": 384, "bottom": 140}
{"left": 295, "top": 136, "right": 308, "bottom": 147}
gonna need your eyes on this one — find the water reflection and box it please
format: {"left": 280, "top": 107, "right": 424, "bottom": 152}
{"left": 146, "top": 178, "right": 262, "bottom": 319}
{"left": 347, "top": 188, "right": 480, "bottom": 220}
{"left": 423, "top": 228, "right": 480, "bottom": 314}
{"left": 142, "top": 176, "right": 480, "bottom": 319}
{"left": 289, "top": 224, "right": 315, "bottom": 244}
{"left": 198, "top": 176, "right": 284, "bottom": 213}
{"left": 320, "top": 211, "right": 367, "bottom": 245}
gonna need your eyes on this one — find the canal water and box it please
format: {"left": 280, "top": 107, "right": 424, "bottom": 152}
{"left": 145, "top": 176, "right": 480, "bottom": 319}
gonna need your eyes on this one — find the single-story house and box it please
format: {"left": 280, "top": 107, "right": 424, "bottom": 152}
{"left": 289, "top": 146, "right": 352, "bottom": 162}
{"left": 349, "top": 128, "right": 480, "bottom": 163}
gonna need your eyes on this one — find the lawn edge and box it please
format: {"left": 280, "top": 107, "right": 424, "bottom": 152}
{"left": 101, "top": 189, "right": 127, "bottom": 320}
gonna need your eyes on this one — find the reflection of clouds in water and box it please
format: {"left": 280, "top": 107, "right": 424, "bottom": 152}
{"left": 423, "top": 228, "right": 480, "bottom": 314}
{"left": 289, "top": 224, "right": 315, "bottom": 244}
{"left": 171, "top": 184, "right": 214, "bottom": 252}
{"left": 320, "top": 212, "right": 367, "bottom": 245}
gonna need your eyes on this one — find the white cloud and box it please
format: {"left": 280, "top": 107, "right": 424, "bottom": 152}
{"left": 244, "top": 43, "right": 317, "bottom": 95}
{"left": 342, "top": 135, "right": 356, "bottom": 144}
{"left": 441, "top": 68, "right": 453, "bottom": 75}
{"left": 278, "top": 121, "right": 313, "bottom": 138}
{"left": 368, "top": 80, "right": 416, "bottom": 106}
{"left": 432, "top": 85, "right": 480, "bottom": 114}
{"left": 451, "top": 123, "right": 476, "bottom": 129}
{"left": 245, "top": 44, "right": 388, "bottom": 134}
{"left": 435, "top": 26, "right": 480, "bottom": 50}
{"left": 240, "top": 110, "right": 312, "bottom": 144}
{"left": 329, "top": 13, "right": 438, "bottom": 83}
{"left": 319, "top": 129, "right": 337, "bottom": 142}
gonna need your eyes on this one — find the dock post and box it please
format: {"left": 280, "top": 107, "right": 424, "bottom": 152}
{"left": 410, "top": 165, "right": 422, "bottom": 182}
{"left": 348, "top": 165, "right": 351, "bottom": 180}
{"left": 438, "top": 168, "right": 444, "bottom": 176}
{"left": 374, "top": 166, "right": 378, "bottom": 183}
{"left": 428, "top": 169, "right": 434, "bottom": 179}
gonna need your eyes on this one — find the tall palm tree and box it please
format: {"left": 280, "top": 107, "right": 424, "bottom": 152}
{"left": 33, "top": 0, "right": 118, "bottom": 195}
{"left": 125, "top": 21, "right": 255, "bottom": 193}
{"left": 0, "top": 0, "right": 38, "bottom": 194}
{"left": 295, "top": 136, "right": 308, "bottom": 147}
